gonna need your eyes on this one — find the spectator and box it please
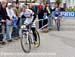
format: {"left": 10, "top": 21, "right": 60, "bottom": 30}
{"left": 12, "top": 16, "right": 18, "bottom": 39}
{"left": 50, "top": 4, "right": 56, "bottom": 13}
{"left": 38, "top": 3, "right": 44, "bottom": 28}
{"left": 6, "top": 3, "right": 16, "bottom": 42}
{"left": 60, "top": 7, "right": 65, "bottom": 11}
{"left": 0, "top": 0, "right": 10, "bottom": 44}
{"left": 38, "top": 3, "right": 43, "bottom": 11}
{"left": 13, "top": 3, "right": 21, "bottom": 19}
{"left": 42, "top": 4, "right": 48, "bottom": 32}
{"left": 33, "top": 5, "right": 37, "bottom": 14}
{"left": 45, "top": 3, "right": 53, "bottom": 29}
{"left": 13, "top": 2, "right": 21, "bottom": 38}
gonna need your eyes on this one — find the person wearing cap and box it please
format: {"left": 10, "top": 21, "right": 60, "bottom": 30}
{"left": 20, "top": 5, "right": 39, "bottom": 48}
{"left": 6, "top": 3, "right": 16, "bottom": 42}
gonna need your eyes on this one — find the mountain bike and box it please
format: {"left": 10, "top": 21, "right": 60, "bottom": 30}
{"left": 54, "top": 17, "right": 61, "bottom": 31}
{"left": 20, "top": 24, "right": 40, "bottom": 53}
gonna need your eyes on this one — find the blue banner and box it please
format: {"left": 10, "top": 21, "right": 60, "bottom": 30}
{"left": 61, "top": 11, "right": 75, "bottom": 17}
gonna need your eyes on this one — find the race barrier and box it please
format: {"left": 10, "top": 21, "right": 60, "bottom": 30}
{"left": 35, "top": 18, "right": 49, "bottom": 31}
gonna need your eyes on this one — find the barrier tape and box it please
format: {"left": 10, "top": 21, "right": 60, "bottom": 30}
{"left": 35, "top": 18, "right": 49, "bottom": 31}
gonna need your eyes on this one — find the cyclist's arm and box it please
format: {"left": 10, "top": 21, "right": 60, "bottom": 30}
{"left": 32, "top": 14, "right": 36, "bottom": 22}
{"left": 19, "top": 12, "right": 26, "bottom": 18}
{"left": 30, "top": 10, "right": 35, "bottom": 23}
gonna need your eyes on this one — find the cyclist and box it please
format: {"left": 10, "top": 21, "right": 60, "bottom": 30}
{"left": 20, "top": 5, "right": 38, "bottom": 48}
{"left": 53, "top": 6, "right": 61, "bottom": 23}
{"left": 52, "top": 5, "right": 62, "bottom": 31}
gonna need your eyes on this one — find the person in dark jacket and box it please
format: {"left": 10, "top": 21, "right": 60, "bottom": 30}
{"left": 38, "top": 3, "right": 44, "bottom": 28}
{"left": 0, "top": 0, "right": 9, "bottom": 44}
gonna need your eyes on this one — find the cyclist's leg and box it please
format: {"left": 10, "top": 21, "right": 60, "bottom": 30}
{"left": 57, "top": 19, "right": 60, "bottom": 26}
{"left": 31, "top": 27, "right": 40, "bottom": 48}
{"left": 56, "top": 19, "right": 61, "bottom": 31}
{"left": 31, "top": 20, "right": 37, "bottom": 41}
{"left": 31, "top": 27, "right": 37, "bottom": 41}
{"left": 55, "top": 19, "right": 57, "bottom": 25}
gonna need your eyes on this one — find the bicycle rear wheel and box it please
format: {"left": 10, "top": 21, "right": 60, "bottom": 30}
{"left": 20, "top": 32, "right": 31, "bottom": 53}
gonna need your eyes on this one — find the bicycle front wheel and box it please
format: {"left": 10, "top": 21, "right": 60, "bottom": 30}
{"left": 20, "top": 32, "right": 31, "bottom": 53}
{"left": 57, "top": 19, "right": 60, "bottom": 31}
{"left": 34, "top": 30, "right": 40, "bottom": 48}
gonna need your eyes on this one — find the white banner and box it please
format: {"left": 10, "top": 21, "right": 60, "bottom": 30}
{"left": 50, "top": 0, "right": 55, "bottom": 2}
{"left": 0, "top": 0, "right": 1, "bottom": 2}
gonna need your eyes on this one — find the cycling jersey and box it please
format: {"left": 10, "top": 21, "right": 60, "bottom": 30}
{"left": 20, "top": 9, "right": 34, "bottom": 24}
{"left": 20, "top": 9, "right": 36, "bottom": 27}
{"left": 53, "top": 9, "right": 61, "bottom": 20}
{"left": 54, "top": 11, "right": 60, "bottom": 17}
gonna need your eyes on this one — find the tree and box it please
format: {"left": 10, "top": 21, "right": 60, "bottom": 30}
{"left": 16, "top": 0, "right": 19, "bottom": 3}
{"left": 43, "top": 0, "right": 46, "bottom": 5}
{"left": 55, "top": 0, "right": 61, "bottom": 6}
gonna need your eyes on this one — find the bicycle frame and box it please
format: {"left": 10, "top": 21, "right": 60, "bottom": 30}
{"left": 21, "top": 24, "right": 33, "bottom": 41}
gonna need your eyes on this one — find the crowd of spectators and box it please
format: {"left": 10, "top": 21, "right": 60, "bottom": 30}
{"left": 0, "top": 0, "right": 65, "bottom": 45}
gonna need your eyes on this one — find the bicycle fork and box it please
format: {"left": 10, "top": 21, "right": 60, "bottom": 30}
{"left": 26, "top": 32, "right": 29, "bottom": 44}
